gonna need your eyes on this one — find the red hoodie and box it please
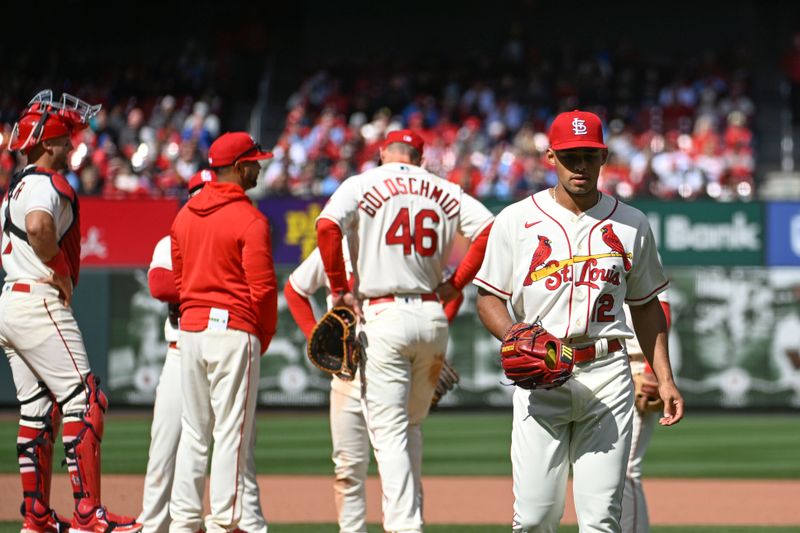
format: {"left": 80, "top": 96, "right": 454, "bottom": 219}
{"left": 171, "top": 181, "right": 277, "bottom": 351}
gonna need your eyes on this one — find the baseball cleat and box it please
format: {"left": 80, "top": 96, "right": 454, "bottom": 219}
{"left": 70, "top": 506, "right": 142, "bottom": 533}
{"left": 20, "top": 509, "right": 71, "bottom": 533}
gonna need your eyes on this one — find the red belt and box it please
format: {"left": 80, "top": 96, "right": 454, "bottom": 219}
{"left": 11, "top": 283, "right": 31, "bottom": 293}
{"left": 572, "top": 339, "right": 623, "bottom": 364}
{"left": 368, "top": 293, "right": 439, "bottom": 305}
{"left": 168, "top": 341, "right": 178, "bottom": 350}
{"left": 9, "top": 283, "right": 53, "bottom": 296}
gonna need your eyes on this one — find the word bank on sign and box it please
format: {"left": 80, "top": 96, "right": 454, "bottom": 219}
{"left": 572, "top": 118, "right": 588, "bottom": 135}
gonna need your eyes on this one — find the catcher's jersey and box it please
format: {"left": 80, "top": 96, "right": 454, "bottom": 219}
{"left": 1, "top": 168, "right": 75, "bottom": 283}
{"left": 474, "top": 189, "right": 668, "bottom": 344}
{"left": 318, "top": 162, "right": 493, "bottom": 298}
{"left": 288, "top": 241, "right": 357, "bottom": 399}
{"left": 623, "top": 290, "right": 669, "bottom": 357}
{"left": 149, "top": 235, "right": 180, "bottom": 344}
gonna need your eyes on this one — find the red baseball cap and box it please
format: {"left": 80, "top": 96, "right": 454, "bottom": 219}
{"left": 188, "top": 169, "right": 216, "bottom": 194}
{"left": 208, "top": 131, "right": 273, "bottom": 167}
{"left": 382, "top": 129, "right": 425, "bottom": 154}
{"left": 548, "top": 110, "right": 607, "bottom": 151}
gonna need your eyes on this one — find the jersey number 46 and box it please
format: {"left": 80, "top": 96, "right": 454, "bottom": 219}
{"left": 385, "top": 208, "right": 440, "bottom": 257}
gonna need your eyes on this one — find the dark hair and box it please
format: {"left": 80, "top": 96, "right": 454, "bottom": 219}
{"left": 384, "top": 142, "right": 422, "bottom": 165}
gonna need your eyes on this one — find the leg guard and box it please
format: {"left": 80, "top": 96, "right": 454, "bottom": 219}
{"left": 18, "top": 383, "right": 62, "bottom": 532}
{"left": 61, "top": 373, "right": 107, "bottom": 515}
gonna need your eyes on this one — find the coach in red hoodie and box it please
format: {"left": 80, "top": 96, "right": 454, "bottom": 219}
{"left": 169, "top": 132, "right": 277, "bottom": 533}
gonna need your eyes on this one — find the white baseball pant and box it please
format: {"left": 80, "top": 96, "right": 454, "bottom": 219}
{"left": 330, "top": 381, "right": 370, "bottom": 533}
{"left": 511, "top": 351, "right": 634, "bottom": 533}
{"left": 0, "top": 282, "right": 91, "bottom": 420}
{"left": 139, "top": 345, "right": 267, "bottom": 533}
{"left": 620, "top": 361, "right": 658, "bottom": 533}
{"left": 168, "top": 329, "right": 261, "bottom": 533}
{"left": 360, "top": 297, "right": 448, "bottom": 533}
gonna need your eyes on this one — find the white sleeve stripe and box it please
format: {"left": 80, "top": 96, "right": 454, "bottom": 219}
{"left": 24, "top": 206, "right": 55, "bottom": 216}
{"left": 625, "top": 280, "right": 670, "bottom": 305}
{"left": 473, "top": 276, "right": 512, "bottom": 299}
{"left": 468, "top": 217, "right": 494, "bottom": 241}
{"left": 288, "top": 274, "right": 313, "bottom": 298}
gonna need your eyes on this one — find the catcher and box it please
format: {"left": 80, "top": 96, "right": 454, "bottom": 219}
{"left": 283, "top": 243, "right": 462, "bottom": 533}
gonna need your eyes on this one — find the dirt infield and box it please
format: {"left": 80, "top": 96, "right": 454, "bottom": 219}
{"left": 1, "top": 475, "right": 798, "bottom": 526}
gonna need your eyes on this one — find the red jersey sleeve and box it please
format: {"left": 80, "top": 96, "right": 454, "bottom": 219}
{"left": 148, "top": 267, "right": 179, "bottom": 303}
{"left": 283, "top": 279, "right": 317, "bottom": 339}
{"left": 450, "top": 223, "right": 492, "bottom": 290}
{"left": 242, "top": 216, "right": 278, "bottom": 351}
{"left": 316, "top": 218, "right": 348, "bottom": 294}
{"left": 170, "top": 224, "right": 184, "bottom": 299}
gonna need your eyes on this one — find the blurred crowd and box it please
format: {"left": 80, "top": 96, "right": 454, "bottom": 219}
{"left": 0, "top": 40, "right": 758, "bottom": 203}
{"left": 0, "top": 95, "right": 222, "bottom": 201}
{"left": 264, "top": 42, "right": 757, "bottom": 201}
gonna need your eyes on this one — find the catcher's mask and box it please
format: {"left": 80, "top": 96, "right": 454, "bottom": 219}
{"left": 8, "top": 90, "right": 102, "bottom": 153}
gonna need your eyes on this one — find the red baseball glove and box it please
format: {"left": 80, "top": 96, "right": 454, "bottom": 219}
{"left": 500, "top": 322, "right": 575, "bottom": 390}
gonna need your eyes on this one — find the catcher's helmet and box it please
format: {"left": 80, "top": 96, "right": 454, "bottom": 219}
{"left": 7, "top": 90, "right": 102, "bottom": 153}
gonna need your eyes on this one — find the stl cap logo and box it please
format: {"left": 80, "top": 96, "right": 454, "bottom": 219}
{"left": 201, "top": 170, "right": 212, "bottom": 182}
{"left": 403, "top": 135, "right": 412, "bottom": 142}
{"left": 572, "top": 118, "right": 588, "bottom": 135}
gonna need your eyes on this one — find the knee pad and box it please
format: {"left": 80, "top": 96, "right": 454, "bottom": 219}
{"left": 62, "top": 373, "right": 107, "bottom": 510}
{"left": 17, "top": 383, "right": 61, "bottom": 516}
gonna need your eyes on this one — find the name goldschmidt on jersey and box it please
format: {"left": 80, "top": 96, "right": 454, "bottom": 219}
{"left": 358, "top": 174, "right": 461, "bottom": 219}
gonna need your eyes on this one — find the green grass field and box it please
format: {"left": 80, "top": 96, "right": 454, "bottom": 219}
{"left": 0, "top": 411, "right": 797, "bottom": 531}
{"left": 1, "top": 411, "right": 795, "bottom": 478}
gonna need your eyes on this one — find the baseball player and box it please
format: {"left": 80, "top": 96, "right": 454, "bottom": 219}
{"left": 0, "top": 91, "right": 141, "bottom": 533}
{"left": 621, "top": 292, "right": 671, "bottom": 533}
{"left": 315, "top": 129, "right": 494, "bottom": 532}
{"left": 138, "top": 170, "right": 267, "bottom": 533}
{"left": 474, "top": 110, "right": 684, "bottom": 532}
{"left": 284, "top": 244, "right": 463, "bottom": 533}
{"left": 169, "top": 132, "right": 277, "bottom": 533}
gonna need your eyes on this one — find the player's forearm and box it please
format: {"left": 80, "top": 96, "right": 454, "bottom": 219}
{"left": 316, "top": 219, "right": 348, "bottom": 294}
{"left": 450, "top": 224, "right": 492, "bottom": 290}
{"left": 630, "top": 298, "right": 676, "bottom": 385}
{"left": 476, "top": 288, "right": 515, "bottom": 340}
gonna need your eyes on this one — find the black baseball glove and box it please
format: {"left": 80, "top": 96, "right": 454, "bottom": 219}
{"left": 307, "top": 307, "right": 360, "bottom": 381}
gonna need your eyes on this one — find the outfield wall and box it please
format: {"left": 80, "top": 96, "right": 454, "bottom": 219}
{"left": 2, "top": 197, "right": 800, "bottom": 408}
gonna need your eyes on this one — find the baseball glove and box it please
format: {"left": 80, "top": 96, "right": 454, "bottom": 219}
{"left": 308, "top": 307, "right": 360, "bottom": 381}
{"left": 500, "top": 322, "right": 575, "bottom": 390}
{"left": 431, "top": 359, "right": 459, "bottom": 409}
{"left": 633, "top": 370, "right": 663, "bottom": 413}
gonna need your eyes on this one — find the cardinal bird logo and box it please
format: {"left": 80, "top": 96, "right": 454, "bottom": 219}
{"left": 523, "top": 235, "right": 552, "bottom": 286}
{"left": 600, "top": 223, "right": 631, "bottom": 271}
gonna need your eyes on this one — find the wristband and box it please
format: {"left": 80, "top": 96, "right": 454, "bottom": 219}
{"left": 44, "top": 249, "right": 70, "bottom": 278}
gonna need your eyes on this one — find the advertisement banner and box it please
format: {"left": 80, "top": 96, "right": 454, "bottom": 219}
{"left": 80, "top": 198, "right": 179, "bottom": 267}
{"left": 260, "top": 197, "right": 328, "bottom": 264}
{"left": 631, "top": 200, "right": 763, "bottom": 266}
{"left": 668, "top": 267, "right": 800, "bottom": 407}
{"left": 766, "top": 202, "right": 800, "bottom": 266}
{"left": 97, "top": 266, "right": 800, "bottom": 409}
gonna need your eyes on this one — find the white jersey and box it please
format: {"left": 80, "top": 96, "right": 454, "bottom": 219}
{"left": 318, "top": 162, "right": 493, "bottom": 298}
{"left": 149, "top": 235, "right": 180, "bottom": 344}
{"left": 623, "top": 290, "right": 669, "bottom": 357}
{"left": 474, "top": 190, "right": 668, "bottom": 344}
{"left": 1, "top": 167, "right": 75, "bottom": 283}
{"left": 288, "top": 242, "right": 358, "bottom": 399}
